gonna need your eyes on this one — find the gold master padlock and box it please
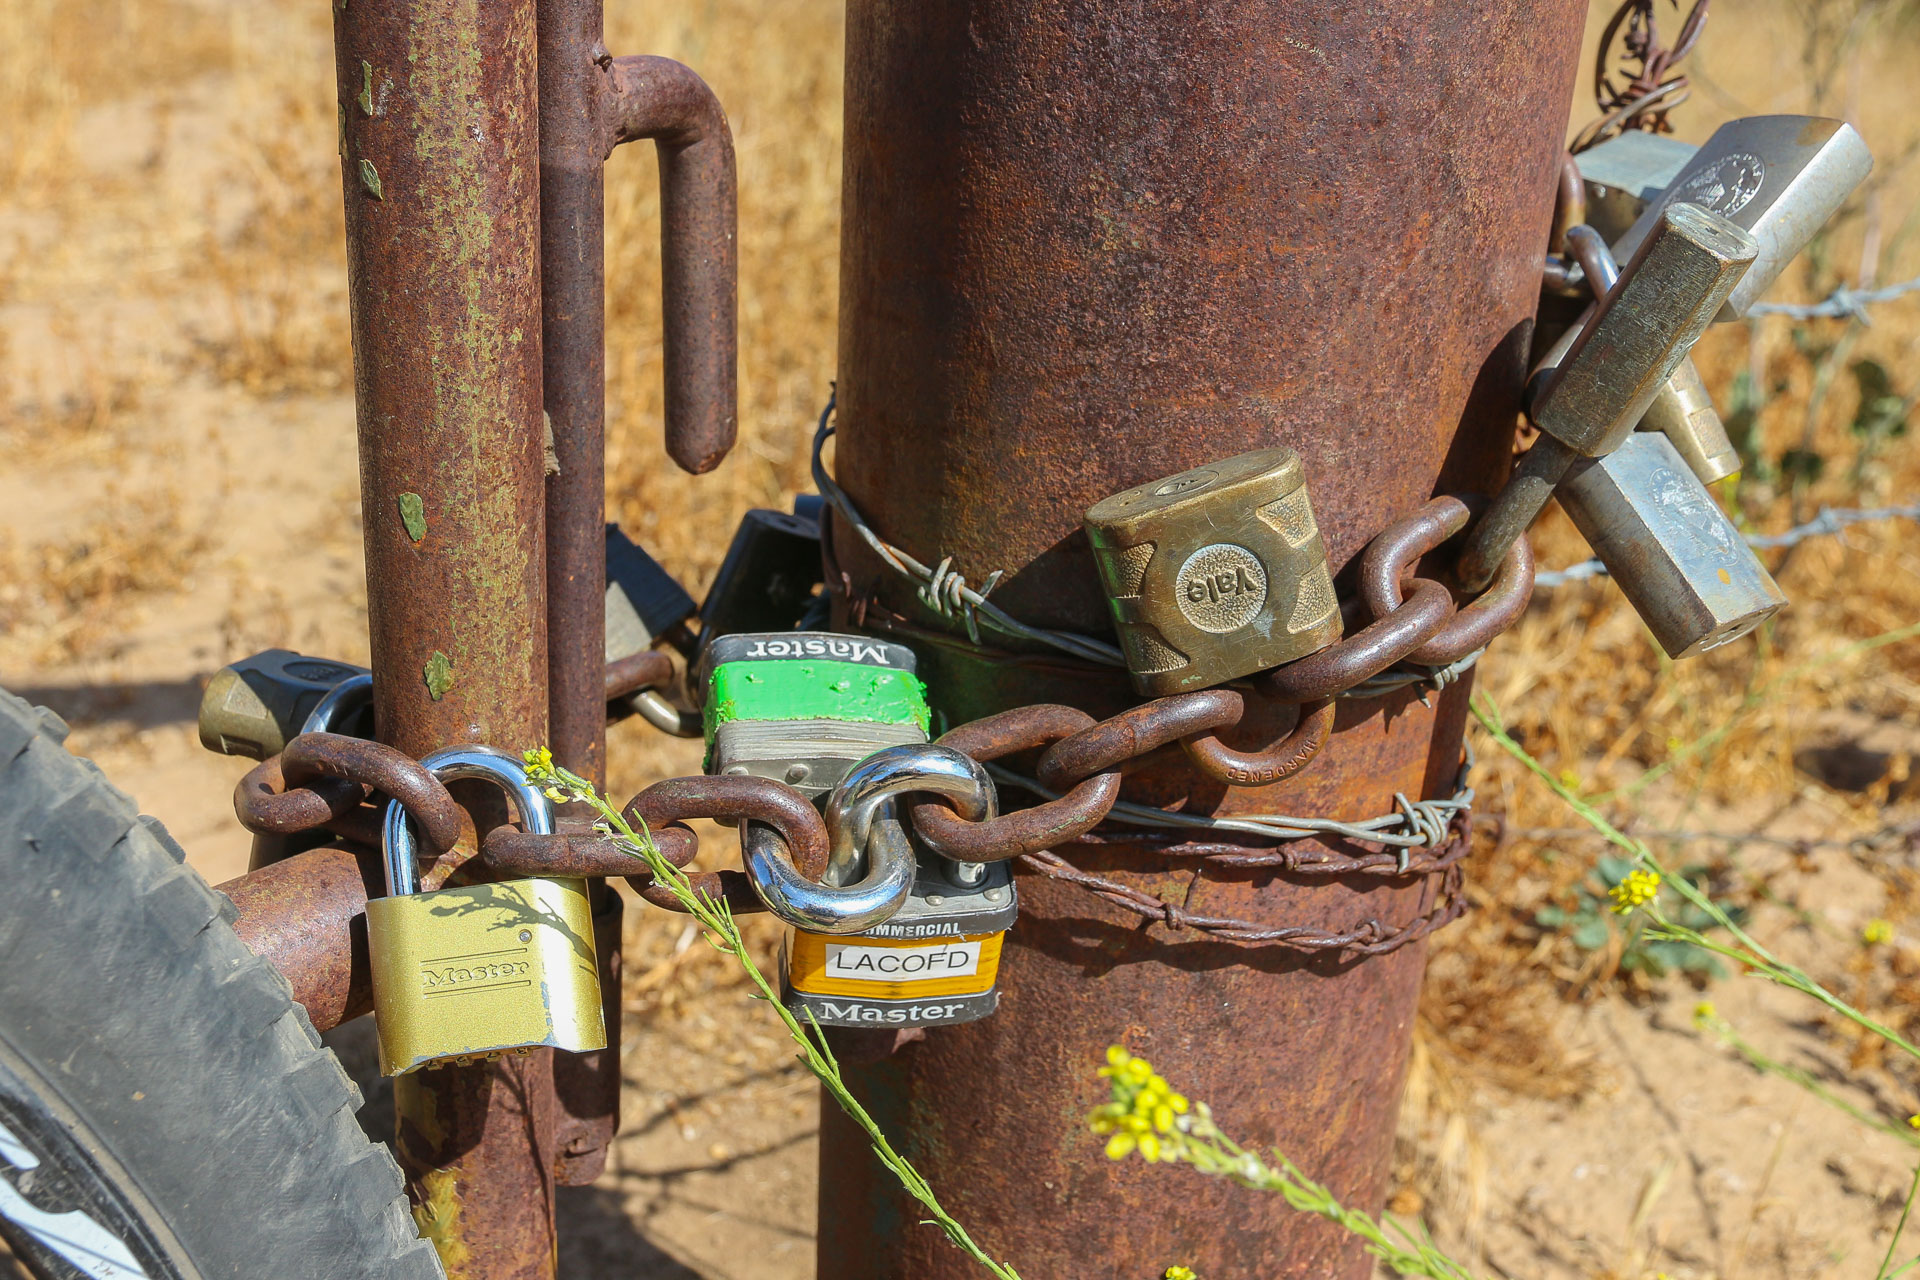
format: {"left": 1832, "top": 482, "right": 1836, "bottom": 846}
{"left": 366, "top": 745, "right": 606, "bottom": 1076}
{"left": 1084, "top": 447, "right": 1342, "bottom": 696}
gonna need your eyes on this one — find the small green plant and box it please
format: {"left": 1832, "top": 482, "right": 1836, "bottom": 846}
{"left": 1534, "top": 854, "right": 1747, "bottom": 979}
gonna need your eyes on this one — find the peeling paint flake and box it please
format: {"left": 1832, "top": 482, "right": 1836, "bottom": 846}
{"left": 359, "top": 157, "right": 384, "bottom": 200}
{"left": 423, "top": 650, "right": 454, "bottom": 700}
{"left": 398, "top": 491, "right": 427, "bottom": 541}
{"left": 358, "top": 60, "right": 376, "bottom": 116}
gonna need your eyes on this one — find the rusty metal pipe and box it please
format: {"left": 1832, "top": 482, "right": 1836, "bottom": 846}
{"left": 825, "top": 2, "right": 1584, "bottom": 1275}
{"left": 539, "top": 11, "right": 733, "bottom": 1186}
{"left": 224, "top": 846, "right": 381, "bottom": 1033}
{"left": 538, "top": 0, "right": 622, "bottom": 1187}
{"left": 334, "top": 0, "right": 557, "bottom": 1269}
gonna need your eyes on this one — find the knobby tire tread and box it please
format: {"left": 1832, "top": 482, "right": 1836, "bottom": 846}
{"left": 0, "top": 688, "right": 442, "bottom": 1280}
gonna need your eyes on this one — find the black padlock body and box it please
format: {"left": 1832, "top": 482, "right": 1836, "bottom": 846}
{"left": 699, "top": 509, "right": 826, "bottom": 644}
{"left": 605, "top": 523, "right": 698, "bottom": 658}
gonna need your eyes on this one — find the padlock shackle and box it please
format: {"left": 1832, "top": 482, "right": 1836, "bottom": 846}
{"left": 381, "top": 745, "right": 555, "bottom": 898}
{"left": 301, "top": 672, "right": 374, "bottom": 738}
{"left": 741, "top": 816, "right": 916, "bottom": 935}
{"left": 822, "top": 745, "right": 997, "bottom": 887}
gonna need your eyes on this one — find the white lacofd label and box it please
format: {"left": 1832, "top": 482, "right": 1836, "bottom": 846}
{"left": 823, "top": 940, "right": 982, "bottom": 982}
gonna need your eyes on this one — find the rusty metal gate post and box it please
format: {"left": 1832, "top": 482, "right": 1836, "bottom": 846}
{"left": 824, "top": 3, "right": 1584, "bottom": 1276}
{"left": 333, "top": 0, "right": 559, "bottom": 1273}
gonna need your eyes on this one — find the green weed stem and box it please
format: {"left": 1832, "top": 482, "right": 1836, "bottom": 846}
{"left": 1473, "top": 690, "right": 1920, "bottom": 1067}
{"left": 524, "top": 752, "right": 1021, "bottom": 1280}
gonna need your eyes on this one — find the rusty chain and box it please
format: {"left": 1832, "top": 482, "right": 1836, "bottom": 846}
{"left": 234, "top": 482, "right": 1529, "bottom": 955}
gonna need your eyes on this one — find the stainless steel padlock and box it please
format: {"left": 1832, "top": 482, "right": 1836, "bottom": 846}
{"left": 1083, "top": 447, "right": 1340, "bottom": 697}
{"left": 771, "top": 744, "right": 1014, "bottom": 1029}
{"left": 1611, "top": 115, "right": 1871, "bottom": 323}
{"left": 1574, "top": 129, "right": 1700, "bottom": 243}
{"left": 1554, "top": 227, "right": 1742, "bottom": 488}
{"left": 605, "top": 523, "right": 701, "bottom": 735}
{"left": 1558, "top": 432, "right": 1786, "bottom": 658}
{"left": 366, "top": 746, "right": 607, "bottom": 1076}
{"left": 1457, "top": 202, "right": 1758, "bottom": 590}
{"left": 605, "top": 522, "right": 698, "bottom": 658}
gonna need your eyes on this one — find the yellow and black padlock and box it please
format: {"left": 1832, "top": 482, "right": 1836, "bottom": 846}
{"left": 366, "top": 745, "right": 606, "bottom": 1076}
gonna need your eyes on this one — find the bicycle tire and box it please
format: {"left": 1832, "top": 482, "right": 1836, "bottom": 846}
{"left": 0, "top": 687, "right": 442, "bottom": 1280}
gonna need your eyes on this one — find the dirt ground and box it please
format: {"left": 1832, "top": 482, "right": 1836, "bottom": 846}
{"left": 5, "top": 0, "right": 1920, "bottom": 1277}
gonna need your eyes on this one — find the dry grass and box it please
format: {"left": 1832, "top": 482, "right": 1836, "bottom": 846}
{"left": 0, "top": 490, "right": 211, "bottom": 663}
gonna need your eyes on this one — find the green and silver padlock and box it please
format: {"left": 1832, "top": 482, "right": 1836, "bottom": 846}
{"left": 701, "top": 632, "right": 1016, "bottom": 1027}
{"left": 366, "top": 745, "right": 607, "bottom": 1076}
{"left": 701, "top": 631, "right": 930, "bottom": 795}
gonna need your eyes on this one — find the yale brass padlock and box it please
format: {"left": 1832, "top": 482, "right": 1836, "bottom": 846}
{"left": 1084, "top": 447, "right": 1340, "bottom": 696}
{"left": 367, "top": 745, "right": 606, "bottom": 1076}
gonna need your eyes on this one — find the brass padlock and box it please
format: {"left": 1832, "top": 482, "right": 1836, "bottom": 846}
{"left": 1084, "top": 447, "right": 1340, "bottom": 697}
{"left": 197, "top": 649, "right": 373, "bottom": 760}
{"left": 1559, "top": 431, "right": 1786, "bottom": 658}
{"left": 366, "top": 745, "right": 606, "bottom": 1076}
{"left": 1638, "top": 358, "right": 1740, "bottom": 486}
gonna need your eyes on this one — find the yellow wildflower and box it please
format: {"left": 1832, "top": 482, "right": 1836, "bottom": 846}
{"left": 1864, "top": 919, "right": 1895, "bottom": 946}
{"left": 523, "top": 746, "right": 555, "bottom": 774}
{"left": 1908, "top": 1114, "right": 1920, "bottom": 1132}
{"left": 1692, "top": 1001, "right": 1716, "bottom": 1027}
{"left": 543, "top": 786, "right": 569, "bottom": 803}
{"left": 1138, "top": 1133, "right": 1162, "bottom": 1162}
{"left": 1608, "top": 868, "right": 1661, "bottom": 914}
{"left": 1105, "top": 1132, "right": 1137, "bottom": 1160}
{"left": 1165, "top": 1269, "right": 1197, "bottom": 1280}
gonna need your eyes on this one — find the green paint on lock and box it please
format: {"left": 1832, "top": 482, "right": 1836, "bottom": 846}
{"left": 704, "top": 660, "right": 929, "bottom": 740}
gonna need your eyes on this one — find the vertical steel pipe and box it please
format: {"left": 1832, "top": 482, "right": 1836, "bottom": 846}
{"left": 537, "top": 0, "right": 622, "bottom": 1187}
{"left": 333, "top": 0, "right": 557, "bottom": 1273}
{"left": 825, "top": 3, "right": 1584, "bottom": 1276}
{"left": 538, "top": 0, "right": 737, "bottom": 1181}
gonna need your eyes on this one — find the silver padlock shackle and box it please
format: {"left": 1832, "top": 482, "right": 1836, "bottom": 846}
{"left": 302, "top": 672, "right": 374, "bottom": 737}
{"left": 1564, "top": 225, "right": 1621, "bottom": 296}
{"left": 381, "top": 745, "right": 555, "bottom": 898}
{"left": 824, "top": 744, "right": 996, "bottom": 886}
{"left": 742, "top": 816, "right": 915, "bottom": 934}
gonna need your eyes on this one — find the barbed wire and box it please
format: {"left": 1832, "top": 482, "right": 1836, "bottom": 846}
{"left": 810, "top": 395, "right": 1127, "bottom": 666}
{"left": 1747, "top": 275, "right": 1920, "bottom": 322}
{"left": 1536, "top": 498, "right": 1920, "bottom": 588}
